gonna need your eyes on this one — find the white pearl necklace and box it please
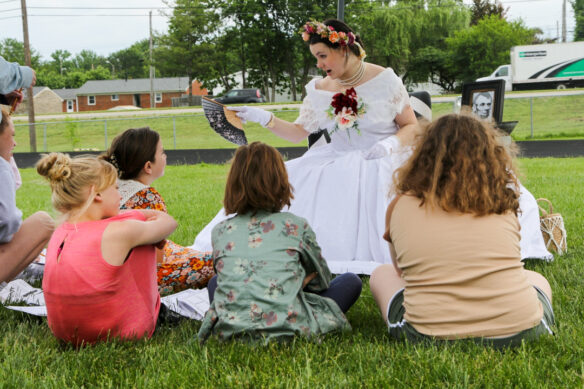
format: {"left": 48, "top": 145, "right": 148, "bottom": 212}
{"left": 337, "top": 61, "right": 365, "bottom": 87}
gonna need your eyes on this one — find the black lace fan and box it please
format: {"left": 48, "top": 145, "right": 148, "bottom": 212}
{"left": 201, "top": 96, "right": 248, "bottom": 145}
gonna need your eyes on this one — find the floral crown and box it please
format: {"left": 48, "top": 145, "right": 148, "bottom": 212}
{"left": 300, "top": 21, "right": 366, "bottom": 60}
{"left": 301, "top": 21, "right": 356, "bottom": 46}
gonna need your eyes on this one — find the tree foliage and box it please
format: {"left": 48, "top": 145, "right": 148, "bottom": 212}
{"left": 446, "top": 15, "right": 536, "bottom": 83}
{"left": 470, "top": 0, "right": 508, "bottom": 26}
{"left": 108, "top": 40, "right": 149, "bottom": 80}
{"left": 156, "top": 0, "right": 220, "bottom": 95}
{"left": 359, "top": 0, "right": 469, "bottom": 91}
{"left": 0, "top": 2, "right": 557, "bottom": 97}
{"left": 573, "top": 0, "right": 584, "bottom": 41}
{"left": 0, "top": 38, "right": 42, "bottom": 67}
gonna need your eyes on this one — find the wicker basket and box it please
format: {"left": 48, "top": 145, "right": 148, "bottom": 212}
{"left": 537, "top": 198, "right": 567, "bottom": 255}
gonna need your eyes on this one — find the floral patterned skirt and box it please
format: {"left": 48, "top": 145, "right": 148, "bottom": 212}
{"left": 157, "top": 240, "right": 215, "bottom": 295}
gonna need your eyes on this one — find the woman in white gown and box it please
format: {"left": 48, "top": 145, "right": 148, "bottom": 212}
{"left": 192, "top": 19, "right": 552, "bottom": 274}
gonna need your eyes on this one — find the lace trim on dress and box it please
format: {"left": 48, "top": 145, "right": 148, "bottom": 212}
{"left": 118, "top": 179, "right": 148, "bottom": 207}
{"left": 383, "top": 69, "right": 411, "bottom": 121}
{"left": 294, "top": 93, "right": 321, "bottom": 134}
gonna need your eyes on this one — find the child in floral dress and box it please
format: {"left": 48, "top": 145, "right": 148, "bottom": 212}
{"left": 101, "top": 127, "right": 214, "bottom": 294}
{"left": 198, "top": 142, "right": 362, "bottom": 343}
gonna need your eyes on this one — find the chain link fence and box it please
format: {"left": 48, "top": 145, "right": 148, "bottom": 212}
{"left": 13, "top": 93, "right": 584, "bottom": 153}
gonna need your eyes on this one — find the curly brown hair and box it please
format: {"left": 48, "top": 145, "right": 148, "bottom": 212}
{"left": 395, "top": 113, "right": 520, "bottom": 216}
{"left": 224, "top": 142, "right": 294, "bottom": 215}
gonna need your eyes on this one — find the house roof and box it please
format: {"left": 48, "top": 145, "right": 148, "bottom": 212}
{"left": 53, "top": 88, "right": 78, "bottom": 100}
{"left": 22, "top": 86, "right": 49, "bottom": 98}
{"left": 76, "top": 77, "right": 190, "bottom": 95}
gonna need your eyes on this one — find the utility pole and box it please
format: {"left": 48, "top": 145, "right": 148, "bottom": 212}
{"left": 337, "top": 0, "right": 345, "bottom": 21}
{"left": 149, "top": 10, "right": 155, "bottom": 109}
{"left": 562, "top": 0, "right": 567, "bottom": 42}
{"left": 20, "top": 0, "right": 36, "bottom": 152}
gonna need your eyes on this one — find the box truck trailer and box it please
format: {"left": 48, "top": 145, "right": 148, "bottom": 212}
{"left": 477, "top": 41, "right": 584, "bottom": 91}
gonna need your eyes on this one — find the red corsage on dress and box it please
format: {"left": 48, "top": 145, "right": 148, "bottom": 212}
{"left": 326, "top": 87, "right": 367, "bottom": 137}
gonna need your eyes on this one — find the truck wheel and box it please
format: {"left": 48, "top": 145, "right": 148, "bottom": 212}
{"left": 556, "top": 83, "right": 567, "bottom": 90}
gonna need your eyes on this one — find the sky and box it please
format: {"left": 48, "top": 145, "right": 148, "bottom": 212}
{"left": 0, "top": 0, "right": 577, "bottom": 61}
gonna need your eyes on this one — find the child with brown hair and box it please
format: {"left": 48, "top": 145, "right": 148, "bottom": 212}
{"left": 37, "top": 153, "right": 177, "bottom": 347}
{"left": 0, "top": 106, "right": 54, "bottom": 284}
{"left": 370, "top": 114, "right": 554, "bottom": 347}
{"left": 198, "top": 142, "right": 362, "bottom": 343}
{"left": 101, "top": 127, "right": 214, "bottom": 294}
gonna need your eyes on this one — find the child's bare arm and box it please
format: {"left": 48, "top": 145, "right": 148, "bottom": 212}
{"left": 102, "top": 212, "right": 177, "bottom": 266}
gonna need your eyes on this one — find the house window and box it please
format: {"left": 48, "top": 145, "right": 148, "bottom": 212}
{"left": 88, "top": 95, "right": 96, "bottom": 105}
{"left": 155, "top": 93, "right": 162, "bottom": 103}
{"left": 111, "top": 94, "right": 119, "bottom": 101}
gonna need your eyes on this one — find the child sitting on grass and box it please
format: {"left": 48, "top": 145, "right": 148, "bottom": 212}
{"left": 101, "top": 127, "right": 214, "bottom": 294}
{"left": 370, "top": 114, "right": 555, "bottom": 347}
{"left": 0, "top": 106, "right": 54, "bottom": 284}
{"left": 198, "top": 142, "right": 362, "bottom": 343}
{"left": 37, "top": 153, "right": 177, "bottom": 347}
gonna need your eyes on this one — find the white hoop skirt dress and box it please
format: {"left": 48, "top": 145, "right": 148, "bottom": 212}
{"left": 192, "top": 68, "right": 552, "bottom": 274}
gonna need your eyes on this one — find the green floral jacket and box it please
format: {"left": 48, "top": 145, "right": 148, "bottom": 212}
{"left": 198, "top": 210, "right": 350, "bottom": 343}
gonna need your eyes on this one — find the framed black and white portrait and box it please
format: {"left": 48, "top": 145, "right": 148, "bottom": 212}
{"left": 461, "top": 80, "right": 505, "bottom": 124}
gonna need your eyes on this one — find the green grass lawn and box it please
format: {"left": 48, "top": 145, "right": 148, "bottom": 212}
{"left": 12, "top": 93, "right": 584, "bottom": 153}
{"left": 2, "top": 158, "right": 584, "bottom": 387}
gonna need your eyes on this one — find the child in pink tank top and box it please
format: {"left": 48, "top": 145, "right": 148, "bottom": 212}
{"left": 37, "top": 153, "right": 178, "bottom": 347}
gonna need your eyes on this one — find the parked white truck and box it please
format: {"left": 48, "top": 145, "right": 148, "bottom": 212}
{"left": 477, "top": 41, "right": 584, "bottom": 91}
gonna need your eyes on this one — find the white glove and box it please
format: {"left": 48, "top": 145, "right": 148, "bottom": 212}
{"left": 227, "top": 106, "right": 272, "bottom": 127}
{"left": 362, "top": 135, "right": 402, "bottom": 160}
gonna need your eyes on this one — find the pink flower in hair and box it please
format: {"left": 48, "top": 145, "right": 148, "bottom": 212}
{"left": 302, "top": 31, "right": 310, "bottom": 41}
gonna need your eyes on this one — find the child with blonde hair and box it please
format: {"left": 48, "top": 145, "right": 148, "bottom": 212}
{"left": 37, "top": 153, "right": 177, "bottom": 346}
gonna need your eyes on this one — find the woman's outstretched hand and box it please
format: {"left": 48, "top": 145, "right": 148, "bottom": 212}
{"left": 228, "top": 106, "right": 272, "bottom": 127}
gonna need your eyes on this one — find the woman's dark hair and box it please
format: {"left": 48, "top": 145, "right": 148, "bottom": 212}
{"left": 223, "top": 142, "right": 294, "bottom": 215}
{"left": 100, "top": 127, "right": 160, "bottom": 180}
{"left": 308, "top": 19, "right": 364, "bottom": 58}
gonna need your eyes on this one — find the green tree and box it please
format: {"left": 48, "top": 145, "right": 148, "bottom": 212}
{"left": 36, "top": 69, "right": 67, "bottom": 89}
{"left": 446, "top": 15, "right": 536, "bottom": 83}
{"left": 0, "top": 38, "right": 42, "bottom": 67}
{"left": 357, "top": 0, "right": 469, "bottom": 91}
{"left": 49, "top": 49, "right": 73, "bottom": 75}
{"left": 108, "top": 44, "right": 148, "bottom": 80}
{"left": 218, "top": 0, "right": 338, "bottom": 101}
{"left": 470, "top": 0, "right": 507, "bottom": 25}
{"left": 73, "top": 50, "right": 108, "bottom": 71}
{"left": 156, "top": 0, "right": 219, "bottom": 96}
{"left": 573, "top": 0, "right": 584, "bottom": 41}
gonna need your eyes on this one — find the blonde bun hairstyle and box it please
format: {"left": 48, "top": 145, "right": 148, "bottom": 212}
{"left": 37, "top": 153, "right": 117, "bottom": 216}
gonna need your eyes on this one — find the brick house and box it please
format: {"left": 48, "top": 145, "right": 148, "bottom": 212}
{"left": 53, "top": 88, "right": 78, "bottom": 113}
{"left": 74, "top": 77, "right": 207, "bottom": 112}
{"left": 16, "top": 87, "right": 63, "bottom": 114}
